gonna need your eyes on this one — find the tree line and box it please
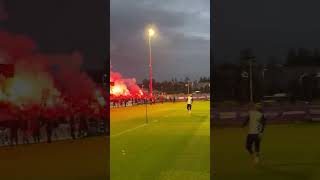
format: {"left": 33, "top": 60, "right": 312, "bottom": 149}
{"left": 213, "top": 48, "right": 320, "bottom": 103}
{"left": 141, "top": 76, "right": 210, "bottom": 94}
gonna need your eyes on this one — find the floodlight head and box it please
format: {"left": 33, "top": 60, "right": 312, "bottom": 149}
{"left": 148, "top": 28, "right": 155, "bottom": 37}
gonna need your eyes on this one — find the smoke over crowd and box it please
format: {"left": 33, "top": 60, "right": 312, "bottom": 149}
{"left": 0, "top": 30, "right": 106, "bottom": 121}
{"left": 110, "top": 70, "right": 144, "bottom": 99}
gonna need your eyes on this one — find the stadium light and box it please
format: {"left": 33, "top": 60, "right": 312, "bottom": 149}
{"left": 145, "top": 25, "right": 158, "bottom": 124}
{"left": 148, "top": 28, "right": 155, "bottom": 37}
{"left": 147, "top": 27, "right": 156, "bottom": 97}
{"left": 250, "top": 60, "right": 253, "bottom": 102}
{"left": 249, "top": 57, "right": 257, "bottom": 102}
{"left": 185, "top": 82, "right": 190, "bottom": 94}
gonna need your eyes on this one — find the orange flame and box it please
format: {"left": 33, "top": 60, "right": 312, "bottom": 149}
{"left": 110, "top": 84, "right": 130, "bottom": 96}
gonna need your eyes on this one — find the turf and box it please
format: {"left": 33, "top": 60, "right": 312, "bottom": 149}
{"left": 212, "top": 123, "right": 320, "bottom": 180}
{"left": 110, "top": 101, "right": 210, "bottom": 180}
{"left": 0, "top": 136, "right": 108, "bottom": 180}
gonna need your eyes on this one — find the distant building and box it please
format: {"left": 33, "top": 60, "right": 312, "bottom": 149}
{"left": 266, "top": 66, "right": 320, "bottom": 88}
{"left": 197, "top": 82, "right": 210, "bottom": 89}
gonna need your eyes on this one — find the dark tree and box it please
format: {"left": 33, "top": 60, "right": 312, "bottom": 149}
{"left": 286, "top": 48, "right": 297, "bottom": 66}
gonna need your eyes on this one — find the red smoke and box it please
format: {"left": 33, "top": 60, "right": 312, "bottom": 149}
{"left": 0, "top": 31, "right": 35, "bottom": 61}
{"left": 110, "top": 70, "right": 144, "bottom": 98}
{"left": 0, "top": 30, "right": 105, "bottom": 116}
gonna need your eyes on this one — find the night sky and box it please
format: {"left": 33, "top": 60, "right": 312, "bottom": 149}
{"left": 0, "top": 0, "right": 108, "bottom": 71}
{"left": 111, "top": 0, "right": 210, "bottom": 82}
{"left": 214, "top": 0, "right": 320, "bottom": 64}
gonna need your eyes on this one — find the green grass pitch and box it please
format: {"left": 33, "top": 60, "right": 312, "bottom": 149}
{"left": 0, "top": 136, "right": 108, "bottom": 180}
{"left": 110, "top": 101, "right": 210, "bottom": 180}
{"left": 212, "top": 123, "right": 320, "bottom": 180}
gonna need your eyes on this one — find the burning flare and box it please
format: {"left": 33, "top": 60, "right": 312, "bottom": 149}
{"left": 110, "top": 70, "right": 144, "bottom": 98}
{"left": 0, "top": 30, "right": 106, "bottom": 112}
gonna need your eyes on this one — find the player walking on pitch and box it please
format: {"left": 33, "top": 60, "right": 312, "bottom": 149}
{"left": 187, "top": 94, "right": 193, "bottom": 114}
{"left": 242, "top": 103, "right": 266, "bottom": 164}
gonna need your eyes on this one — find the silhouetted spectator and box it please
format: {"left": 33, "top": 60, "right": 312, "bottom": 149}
{"left": 32, "top": 117, "right": 41, "bottom": 143}
{"left": 46, "top": 119, "right": 53, "bottom": 143}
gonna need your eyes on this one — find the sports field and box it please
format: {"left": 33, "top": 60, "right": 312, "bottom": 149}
{"left": 212, "top": 123, "right": 320, "bottom": 180}
{"left": 0, "top": 136, "right": 108, "bottom": 180}
{"left": 110, "top": 101, "right": 210, "bottom": 180}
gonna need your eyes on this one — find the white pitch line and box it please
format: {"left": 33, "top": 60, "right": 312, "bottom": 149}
{"left": 111, "top": 124, "right": 148, "bottom": 138}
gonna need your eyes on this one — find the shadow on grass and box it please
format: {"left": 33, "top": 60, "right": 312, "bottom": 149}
{"left": 253, "top": 161, "right": 316, "bottom": 179}
{"left": 263, "top": 161, "right": 320, "bottom": 167}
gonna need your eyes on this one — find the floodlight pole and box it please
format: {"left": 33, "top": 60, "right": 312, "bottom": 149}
{"left": 262, "top": 66, "right": 267, "bottom": 98}
{"left": 145, "top": 97, "right": 148, "bottom": 124}
{"left": 146, "top": 28, "right": 155, "bottom": 124}
{"left": 185, "top": 82, "right": 190, "bottom": 94}
{"left": 148, "top": 34, "right": 153, "bottom": 97}
{"left": 249, "top": 59, "right": 253, "bottom": 103}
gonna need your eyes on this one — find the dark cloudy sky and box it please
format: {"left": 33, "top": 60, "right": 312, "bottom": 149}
{"left": 111, "top": 0, "right": 210, "bottom": 82}
{"left": 1, "top": 0, "right": 108, "bottom": 71}
{"left": 214, "top": 0, "right": 320, "bottom": 64}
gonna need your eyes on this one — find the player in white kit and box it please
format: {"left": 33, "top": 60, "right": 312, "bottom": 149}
{"left": 186, "top": 94, "right": 193, "bottom": 114}
{"left": 242, "top": 103, "right": 266, "bottom": 164}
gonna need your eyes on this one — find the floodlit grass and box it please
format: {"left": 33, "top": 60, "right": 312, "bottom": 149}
{"left": 0, "top": 136, "right": 108, "bottom": 180}
{"left": 212, "top": 123, "right": 320, "bottom": 180}
{"left": 110, "top": 101, "right": 210, "bottom": 180}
